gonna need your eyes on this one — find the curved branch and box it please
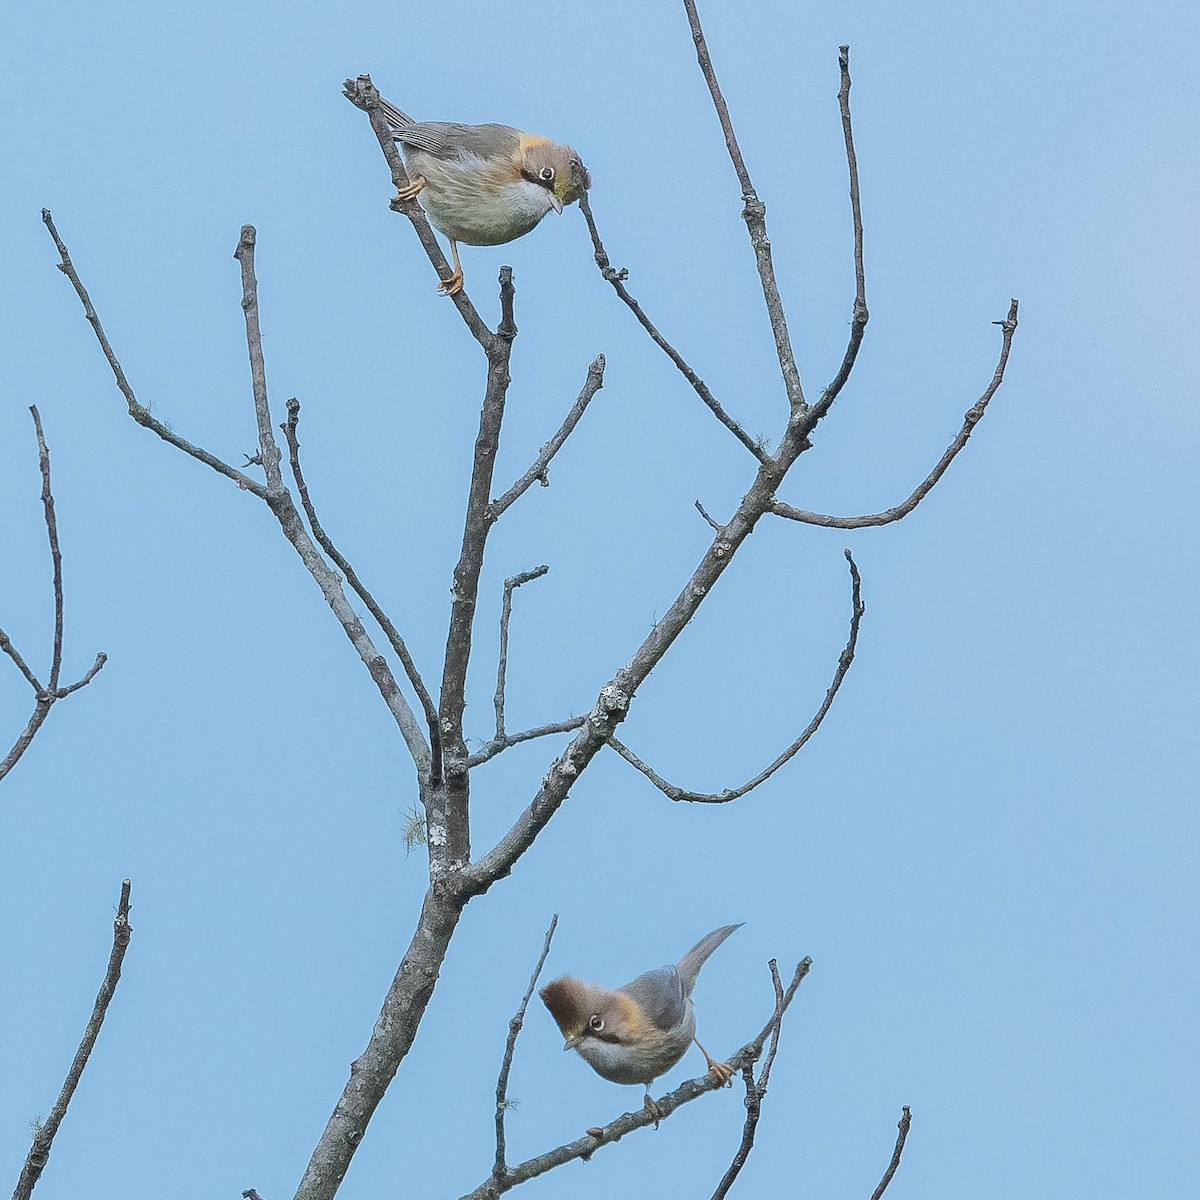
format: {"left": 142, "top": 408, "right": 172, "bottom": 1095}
{"left": 607, "top": 549, "right": 864, "bottom": 803}
{"left": 282, "top": 397, "right": 441, "bottom": 777}
{"left": 41, "top": 210, "right": 269, "bottom": 498}
{"left": 492, "top": 916, "right": 558, "bottom": 1186}
{"left": 683, "top": 0, "right": 806, "bottom": 414}
{"left": 459, "top": 957, "right": 811, "bottom": 1200}
{"left": 577, "top": 191, "right": 768, "bottom": 463}
{"left": 12, "top": 880, "right": 133, "bottom": 1200}
{"left": 771, "top": 300, "right": 1020, "bottom": 529}
{"left": 490, "top": 356, "right": 606, "bottom": 519}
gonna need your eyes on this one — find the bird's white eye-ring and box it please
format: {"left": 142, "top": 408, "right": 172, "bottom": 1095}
{"left": 588, "top": 1014, "right": 605, "bottom": 1032}
{"left": 539, "top": 166, "right": 555, "bottom": 182}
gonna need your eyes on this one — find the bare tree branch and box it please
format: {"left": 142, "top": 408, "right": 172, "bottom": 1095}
{"left": 695, "top": 499, "right": 723, "bottom": 532}
{"left": 434, "top": 268, "right": 520, "bottom": 868}
{"left": 341, "top": 76, "right": 495, "bottom": 351}
{"left": 870, "top": 1107, "right": 913, "bottom": 1200}
{"left": 811, "top": 45, "right": 870, "bottom": 423}
{"left": 281, "top": 397, "right": 442, "bottom": 778}
{"left": 1, "top": 407, "right": 107, "bottom": 785}
{"left": 493, "top": 567, "right": 550, "bottom": 741}
{"left": 606, "top": 549, "right": 864, "bottom": 804}
{"left": 459, "top": 957, "right": 811, "bottom": 1200}
{"left": 576, "top": 190, "right": 769, "bottom": 463}
{"left": 490, "top": 356, "right": 606, "bottom": 519}
{"left": 492, "top": 916, "right": 558, "bottom": 1186}
{"left": 682, "top": 0, "right": 806, "bottom": 414}
{"left": 709, "top": 960, "right": 787, "bottom": 1200}
{"left": 41, "top": 210, "right": 269, "bottom": 498}
{"left": 467, "top": 717, "right": 586, "bottom": 769}
{"left": 772, "top": 301, "right": 1021, "bottom": 528}
{"left": 12, "top": 880, "right": 133, "bottom": 1200}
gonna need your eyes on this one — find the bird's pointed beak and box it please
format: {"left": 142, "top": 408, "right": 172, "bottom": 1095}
{"left": 563, "top": 1036, "right": 580, "bottom": 1052}
{"left": 549, "top": 193, "right": 564, "bottom": 215}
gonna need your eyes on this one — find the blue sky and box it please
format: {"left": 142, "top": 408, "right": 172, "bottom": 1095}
{"left": 2, "top": 2, "right": 1197, "bottom": 1198}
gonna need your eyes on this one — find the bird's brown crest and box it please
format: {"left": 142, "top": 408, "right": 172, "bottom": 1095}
{"left": 539, "top": 975, "right": 591, "bottom": 1038}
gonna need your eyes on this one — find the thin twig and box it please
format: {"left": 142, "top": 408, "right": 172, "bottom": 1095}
{"left": 460, "top": 957, "right": 811, "bottom": 1199}
{"left": 811, "top": 45, "right": 870, "bottom": 422}
{"left": 709, "top": 961, "right": 787, "bottom": 1200}
{"left": 467, "top": 717, "right": 586, "bottom": 769}
{"left": 772, "top": 301, "right": 1021, "bottom": 528}
{"left": 1, "top": 409, "right": 108, "bottom": 784}
{"left": 682, "top": 0, "right": 806, "bottom": 414}
{"left": 12, "top": 880, "right": 133, "bottom": 1200}
{"left": 41, "top": 210, "right": 269, "bottom": 498}
{"left": 341, "top": 76, "right": 495, "bottom": 350}
{"left": 282, "top": 397, "right": 442, "bottom": 779}
{"left": 576, "top": 191, "right": 768, "bottom": 463}
{"left": 694, "top": 500, "right": 723, "bottom": 532}
{"left": 607, "top": 549, "right": 864, "bottom": 803}
{"left": 490, "top": 357, "right": 606, "bottom": 519}
{"left": 493, "top": 916, "right": 559, "bottom": 1184}
{"left": 870, "top": 1107, "right": 913, "bottom": 1200}
{"left": 242, "top": 1190, "right": 266, "bottom": 1200}
{"left": 494, "top": 567, "right": 550, "bottom": 741}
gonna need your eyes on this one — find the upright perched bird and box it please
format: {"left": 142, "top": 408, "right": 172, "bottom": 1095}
{"left": 540, "top": 924, "right": 742, "bottom": 1114}
{"left": 380, "top": 99, "right": 589, "bottom": 296}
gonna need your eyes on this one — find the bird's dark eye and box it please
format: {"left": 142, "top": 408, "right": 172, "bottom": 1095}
{"left": 539, "top": 166, "right": 555, "bottom": 183}
{"left": 588, "top": 1014, "right": 604, "bottom": 1032}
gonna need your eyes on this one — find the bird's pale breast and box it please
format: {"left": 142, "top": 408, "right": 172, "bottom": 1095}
{"left": 408, "top": 150, "right": 556, "bottom": 246}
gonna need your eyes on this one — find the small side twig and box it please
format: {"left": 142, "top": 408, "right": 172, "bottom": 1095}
{"left": 870, "top": 1107, "right": 913, "bottom": 1200}
{"left": 709, "top": 960, "right": 787, "bottom": 1200}
{"left": 460, "top": 957, "right": 811, "bottom": 1200}
{"left": 490, "top": 356, "right": 606, "bottom": 519}
{"left": 493, "top": 916, "right": 559, "bottom": 1185}
{"left": 282, "top": 397, "right": 442, "bottom": 779}
{"left": 12, "top": 880, "right": 133, "bottom": 1200}
{"left": 771, "top": 301, "right": 1020, "bottom": 528}
{"left": 1, "top": 407, "right": 107, "bottom": 784}
{"left": 694, "top": 500, "right": 723, "bottom": 532}
{"left": 607, "top": 549, "right": 864, "bottom": 802}
{"left": 467, "top": 717, "right": 586, "bottom": 769}
{"left": 577, "top": 190, "right": 768, "bottom": 464}
{"left": 493, "top": 567, "right": 550, "bottom": 742}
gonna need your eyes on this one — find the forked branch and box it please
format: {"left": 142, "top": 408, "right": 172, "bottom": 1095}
{"left": 607, "top": 550, "right": 863, "bottom": 803}
{"left": 1, "top": 406, "right": 107, "bottom": 784}
{"left": 459, "top": 957, "right": 812, "bottom": 1200}
{"left": 12, "top": 880, "right": 133, "bottom": 1200}
{"left": 493, "top": 566, "right": 551, "bottom": 741}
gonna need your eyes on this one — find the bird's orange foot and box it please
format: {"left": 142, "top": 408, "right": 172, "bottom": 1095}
{"left": 390, "top": 175, "right": 428, "bottom": 209}
{"left": 437, "top": 268, "right": 464, "bottom": 297}
{"left": 705, "top": 1057, "right": 737, "bottom": 1087}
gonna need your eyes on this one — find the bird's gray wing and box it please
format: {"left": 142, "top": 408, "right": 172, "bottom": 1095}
{"left": 392, "top": 121, "right": 522, "bottom": 162}
{"left": 619, "top": 966, "right": 686, "bottom": 1032}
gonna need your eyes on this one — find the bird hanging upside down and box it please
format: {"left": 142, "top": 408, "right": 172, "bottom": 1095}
{"left": 380, "top": 99, "right": 590, "bottom": 296}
